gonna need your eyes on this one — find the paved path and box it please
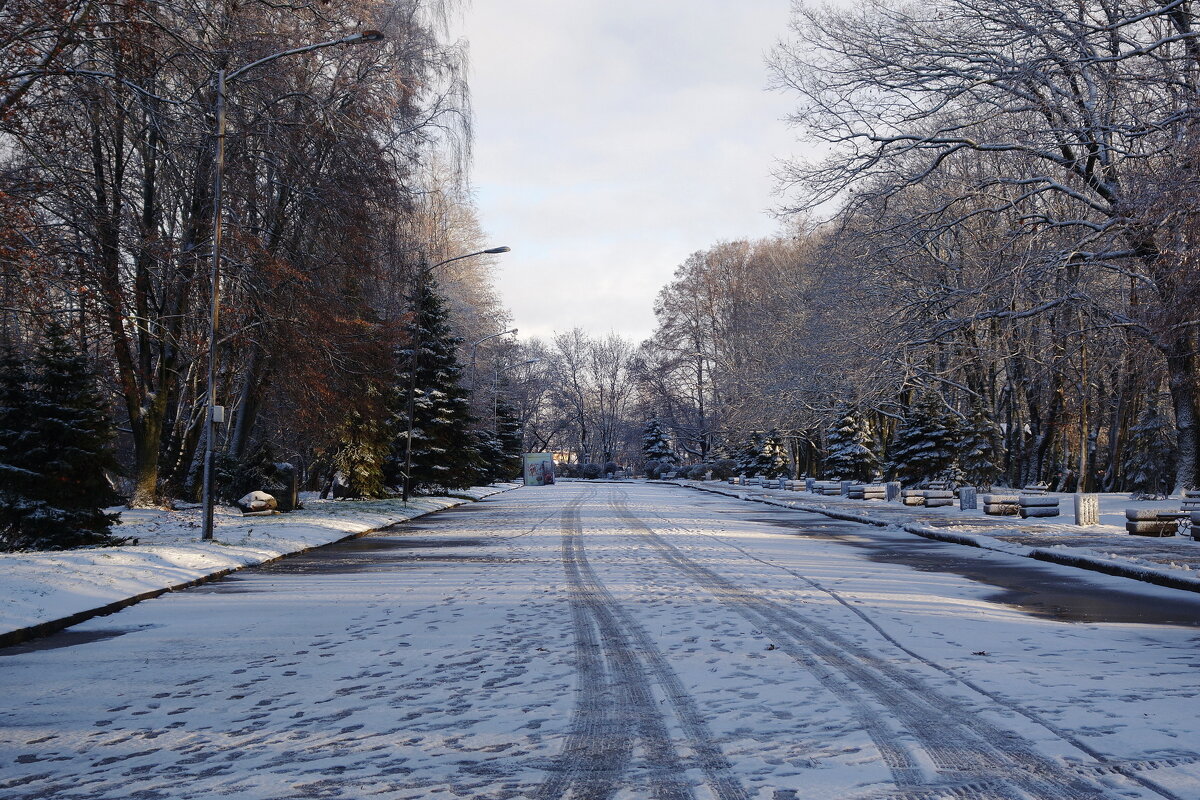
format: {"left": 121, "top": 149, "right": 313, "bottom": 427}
{"left": 2, "top": 483, "right": 1198, "bottom": 799}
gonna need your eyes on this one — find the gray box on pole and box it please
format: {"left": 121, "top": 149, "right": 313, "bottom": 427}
{"left": 1075, "top": 494, "right": 1099, "bottom": 526}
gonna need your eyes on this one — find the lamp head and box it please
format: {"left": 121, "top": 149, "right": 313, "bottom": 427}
{"left": 484, "top": 246, "right": 511, "bottom": 254}
{"left": 348, "top": 30, "right": 385, "bottom": 44}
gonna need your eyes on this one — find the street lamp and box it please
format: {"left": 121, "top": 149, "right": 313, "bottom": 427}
{"left": 201, "top": 30, "right": 386, "bottom": 541}
{"left": 400, "top": 246, "right": 511, "bottom": 504}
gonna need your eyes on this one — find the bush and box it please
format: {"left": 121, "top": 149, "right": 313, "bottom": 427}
{"left": 603, "top": 461, "right": 619, "bottom": 476}
{"left": 644, "top": 459, "right": 662, "bottom": 479}
{"left": 687, "top": 464, "right": 708, "bottom": 480}
{"left": 556, "top": 462, "right": 574, "bottom": 478}
{"left": 580, "top": 463, "right": 603, "bottom": 479}
{"left": 710, "top": 459, "right": 737, "bottom": 480}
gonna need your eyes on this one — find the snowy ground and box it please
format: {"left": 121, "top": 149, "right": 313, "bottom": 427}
{"left": 0, "top": 485, "right": 518, "bottom": 639}
{"left": 2, "top": 482, "right": 1199, "bottom": 799}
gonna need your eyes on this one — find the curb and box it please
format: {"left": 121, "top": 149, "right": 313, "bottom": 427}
{"left": 674, "top": 481, "right": 1200, "bottom": 595}
{"left": 0, "top": 485, "right": 520, "bottom": 650}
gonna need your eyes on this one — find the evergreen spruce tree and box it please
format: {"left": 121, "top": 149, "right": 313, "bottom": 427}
{"left": 733, "top": 435, "right": 760, "bottom": 476}
{"left": 1122, "top": 403, "right": 1175, "bottom": 498}
{"left": 957, "top": 398, "right": 1004, "bottom": 489}
{"left": 332, "top": 398, "right": 391, "bottom": 499}
{"left": 494, "top": 401, "right": 525, "bottom": 481}
{"left": 753, "top": 429, "right": 790, "bottom": 478}
{"left": 387, "top": 282, "right": 480, "bottom": 493}
{"left": 641, "top": 417, "right": 675, "bottom": 466}
{"left": 472, "top": 428, "right": 504, "bottom": 485}
{"left": 4, "top": 324, "right": 123, "bottom": 549}
{"left": 886, "top": 393, "right": 958, "bottom": 485}
{"left": 0, "top": 345, "right": 40, "bottom": 547}
{"left": 823, "top": 408, "right": 878, "bottom": 481}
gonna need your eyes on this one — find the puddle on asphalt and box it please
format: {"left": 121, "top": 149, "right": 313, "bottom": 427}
{"left": 736, "top": 507, "right": 1200, "bottom": 627}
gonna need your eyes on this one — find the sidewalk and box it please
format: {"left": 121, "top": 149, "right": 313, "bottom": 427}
{"left": 0, "top": 484, "right": 520, "bottom": 647}
{"left": 671, "top": 480, "right": 1200, "bottom": 593}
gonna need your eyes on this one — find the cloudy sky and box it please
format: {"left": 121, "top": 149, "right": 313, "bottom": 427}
{"left": 459, "top": 1, "right": 803, "bottom": 344}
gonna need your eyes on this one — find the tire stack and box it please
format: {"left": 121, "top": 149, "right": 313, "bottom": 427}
{"left": 1019, "top": 492, "right": 1060, "bottom": 518}
{"left": 863, "top": 484, "right": 887, "bottom": 501}
{"left": 923, "top": 488, "right": 955, "bottom": 508}
{"left": 981, "top": 493, "right": 1019, "bottom": 515}
{"left": 1125, "top": 508, "right": 1177, "bottom": 537}
{"left": 901, "top": 489, "right": 925, "bottom": 506}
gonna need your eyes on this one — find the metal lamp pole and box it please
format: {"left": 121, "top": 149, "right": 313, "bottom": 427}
{"left": 400, "top": 246, "right": 511, "bottom": 504}
{"left": 201, "top": 30, "right": 385, "bottom": 541}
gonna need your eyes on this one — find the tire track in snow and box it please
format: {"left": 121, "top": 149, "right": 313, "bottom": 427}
{"left": 647, "top": 498, "right": 1188, "bottom": 800}
{"left": 610, "top": 488, "right": 1115, "bottom": 800}
{"left": 534, "top": 489, "right": 747, "bottom": 800}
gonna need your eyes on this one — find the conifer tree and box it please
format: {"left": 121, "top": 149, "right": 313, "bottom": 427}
{"left": 1122, "top": 403, "right": 1175, "bottom": 498}
{"left": 332, "top": 400, "right": 391, "bottom": 499}
{"left": 388, "top": 282, "right": 479, "bottom": 493}
{"left": 0, "top": 345, "right": 39, "bottom": 545}
{"left": 823, "top": 408, "right": 877, "bottom": 481}
{"left": 3, "top": 324, "right": 123, "bottom": 549}
{"left": 752, "top": 429, "right": 791, "bottom": 478}
{"left": 494, "top": 401, "right": 525, "bottom": 481}
{"left": 733, "top": 435, "right": 760, "bottom": 475}
{"left": 641, "top": 417, "right": 675, "bottom": 465}
{"left": 957, "top": 398, "right": 1004, "bottom": 489}
{"left": 886, "top": 393, "right": 958, "bottom": 485}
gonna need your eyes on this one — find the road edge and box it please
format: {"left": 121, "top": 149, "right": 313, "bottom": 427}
{"left": 0, "top": 484, "right": 521, "bottom": 649}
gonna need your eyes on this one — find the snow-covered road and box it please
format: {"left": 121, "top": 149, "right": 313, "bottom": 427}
{"left": 3, "top": 482, "right": 1199, "bottom": 799}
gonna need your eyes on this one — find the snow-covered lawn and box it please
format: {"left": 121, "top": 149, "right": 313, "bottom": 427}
{"left": 0, "top": 485, "right": 519, "bottom": 639}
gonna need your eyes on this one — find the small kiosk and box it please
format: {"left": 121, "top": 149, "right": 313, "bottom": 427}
{"left": 522, "top": 453, "right": 556, "bottom": 486}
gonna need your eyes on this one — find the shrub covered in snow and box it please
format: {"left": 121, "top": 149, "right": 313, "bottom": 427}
{"left": 580, "top": 463, "right": 603, "bottom": 479}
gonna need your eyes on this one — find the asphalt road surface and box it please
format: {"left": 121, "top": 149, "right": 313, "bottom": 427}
{"left": 3, "top": 483, "right": 1199, "bottom": 799}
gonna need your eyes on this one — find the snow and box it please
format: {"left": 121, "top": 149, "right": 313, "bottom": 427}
{"left": 2, "top": 482, "right": 1199, "bottom": 798}
{"left": 0, "top": 485, "right": 519, "bottom": 640}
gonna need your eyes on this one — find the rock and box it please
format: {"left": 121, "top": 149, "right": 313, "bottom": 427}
{"left": 237, "top": 491, "right": 277, "bottom": 513}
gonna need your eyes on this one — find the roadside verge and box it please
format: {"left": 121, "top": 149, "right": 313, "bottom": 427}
{"left": 0, "top": 484, "right": 520, "bottom": 647}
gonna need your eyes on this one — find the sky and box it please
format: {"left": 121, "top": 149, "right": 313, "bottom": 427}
{"left": 459, "top": 1, "right": 803, "bottom": 344}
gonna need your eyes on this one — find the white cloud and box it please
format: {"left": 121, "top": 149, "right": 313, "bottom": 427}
{"left": 460, "top": 0, "right": 806, "bottom": 343}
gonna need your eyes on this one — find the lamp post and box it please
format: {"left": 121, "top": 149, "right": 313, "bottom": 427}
{"left": 201, "top": 30, "right": 385, "bottom": 542}
{"left": 400, "top": 246, "right": 511, "bottom": 504}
